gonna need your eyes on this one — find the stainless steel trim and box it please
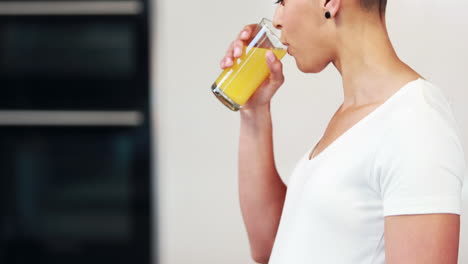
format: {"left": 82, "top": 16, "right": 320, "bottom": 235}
{"left": 0, "top": 110, "right": 144, "bottom": 126}
{"left": 0, "top": 1, "right": 142, "bottom": 15}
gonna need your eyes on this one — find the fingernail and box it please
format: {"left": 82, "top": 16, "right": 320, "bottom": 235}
{"left": 233, "top": 47, "right": 242, "bottom": 57}
{"left": 225, "top": 57, "right": 233, "bottom": 66}
{"left": 241, "top": 31, "right": 249, "bottom": 39}
{"left": 266, "top": 51, "right": 276, "bottom": 63}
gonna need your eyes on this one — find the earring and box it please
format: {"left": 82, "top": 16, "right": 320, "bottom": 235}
{"left": 325, "top": 11, "right": 331, "bottom": 19}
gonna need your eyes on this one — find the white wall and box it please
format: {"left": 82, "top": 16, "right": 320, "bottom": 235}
{"left": 151, "top": 0, "right": 468, "bottom": 263}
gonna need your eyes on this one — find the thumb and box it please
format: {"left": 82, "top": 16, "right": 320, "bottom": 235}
{"left": 266, "top": 50, "right": 284, "bottom": 86}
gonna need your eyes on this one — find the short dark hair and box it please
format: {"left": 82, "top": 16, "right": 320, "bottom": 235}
{"left": 360, "top": 0, "right": 387, "bottom": 14}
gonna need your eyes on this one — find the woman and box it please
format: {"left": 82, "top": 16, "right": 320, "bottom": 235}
{"left": 220, "top": 0, "right": 465, "bottom": 263}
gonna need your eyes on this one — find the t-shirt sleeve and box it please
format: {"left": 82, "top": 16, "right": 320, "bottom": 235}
{"left": 374, "top": 116, "right": 465, "bottom": 217}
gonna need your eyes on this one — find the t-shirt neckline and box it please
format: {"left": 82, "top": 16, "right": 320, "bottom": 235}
{"left": 307, "top": 77, "right": 423, "bottom": 163}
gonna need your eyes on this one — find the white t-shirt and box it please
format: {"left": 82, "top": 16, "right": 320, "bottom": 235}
{"left": 268, "top": 78, "right": 466, "bottom": 264}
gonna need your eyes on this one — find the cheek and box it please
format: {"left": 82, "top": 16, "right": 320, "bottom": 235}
{"left": 282, "top": 1, "right": 332, "bottom": 73}
{"left": 294, "top": 25, "right": 333, "bottom": 71}
{"left": 286, "top": 19, "right": 318, "bottom": 50}
{"left": 282, "top": 2, "right": 311, "bottom": 40}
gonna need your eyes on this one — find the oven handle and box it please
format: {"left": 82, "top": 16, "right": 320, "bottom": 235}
{"left": 0, "top": 1, "right": 142, "bottom": 16}
{"left": 0, "top": 110, "right": 144, "bottom": 126}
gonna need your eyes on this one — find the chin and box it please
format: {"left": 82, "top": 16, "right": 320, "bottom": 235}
{"left": 295, "top": 59, "right": 328, "bottom": 74}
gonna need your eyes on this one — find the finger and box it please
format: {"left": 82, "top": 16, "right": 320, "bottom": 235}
{"left": 232, "top": 39, "right": 244, "bottom": 58}
{"left": 224, "top": 40, "right": 236, "bottom": 58}
{"left": 224, "top": 57, "right": 233, "bottom": 68}
{"left": 238, "top": 24, "right": 257, "bottom": 41}
{"left": 220, "top": 57, "right": 230, "bottom": 69}
{"left": 220, "top": 57, "right": 233, "bottom": 69}
{"left": 221, "top": 24, "right": 257, "bottom": 69}
{"left": 220, "top": 41, "right": 236, "bottom": 69}
{"left": 223, "top": 40, "right": 243, "bottom": 67}
{"left": 266, "top": 51, "right": 284, "bottom": 86}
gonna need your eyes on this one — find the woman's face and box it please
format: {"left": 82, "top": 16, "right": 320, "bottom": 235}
{"left": 273, "top": 0, "right": 336, "bottom": 73}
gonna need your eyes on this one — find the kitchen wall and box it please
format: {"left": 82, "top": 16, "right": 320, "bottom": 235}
{"left": 151, "top": 0, "right": 468, "bottom": 263}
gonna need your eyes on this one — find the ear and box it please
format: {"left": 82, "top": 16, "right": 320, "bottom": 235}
{"left": 323, "top": 0, "right": 341, "bottom": 17}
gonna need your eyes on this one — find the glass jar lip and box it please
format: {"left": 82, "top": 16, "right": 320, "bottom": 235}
{"left": 258, "top": 18, "right": 286, "bottom": 50}
{"left": 259, "top": 18, "right": 281, "bottom": 40}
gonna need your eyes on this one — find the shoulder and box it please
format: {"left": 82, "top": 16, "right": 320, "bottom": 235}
{"left": 369, "top": 80, "right": 465, "bottom": 216}
{"left": 380, "top": 78, "right": 464, "bottom": 157}
{"left": 373, "top": 78, "right": 466, "bottom": 187}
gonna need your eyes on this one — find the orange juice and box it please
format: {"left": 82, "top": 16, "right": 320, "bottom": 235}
{"left": 214, "top": 46, "right": 286, "bottom": 107}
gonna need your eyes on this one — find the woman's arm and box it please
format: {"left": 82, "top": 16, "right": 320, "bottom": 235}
{"left": 239, "top": 106, "right": 286, "bottom": 264}
{"left": 219, "top": 24, "right": 287, "bottom": 263}
{"left": 217, "top": 24, "right": 287, "bottom": 264}
{"left": 384, "top": 214, "right": 460, "bottom": 264}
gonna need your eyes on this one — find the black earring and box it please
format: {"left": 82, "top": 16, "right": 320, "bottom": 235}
{"left": 325, "top": 11, "right": 331, "bottom": 19}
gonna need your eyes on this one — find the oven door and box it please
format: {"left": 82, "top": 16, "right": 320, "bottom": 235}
{"left": 0, "top": 124, "right": 151, "bottom": 264}
{"left": 0, "top": 12, "right": 147, "bottom": 110}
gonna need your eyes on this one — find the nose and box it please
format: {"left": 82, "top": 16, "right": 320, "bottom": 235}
{"left": 272, "top": 5, "right": 283, "bottom": 30}
{"left": 272, "top": 6, "right": 287, "bottom": 45}
{"left": 273, "top": 20, "right": 282, "bottom": 30}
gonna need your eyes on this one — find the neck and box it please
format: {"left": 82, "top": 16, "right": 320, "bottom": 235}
{"left": 331, "top": 13, "right": 420, "bottom": 110}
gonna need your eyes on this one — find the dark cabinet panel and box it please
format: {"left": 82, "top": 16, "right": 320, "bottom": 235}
{"left": 0, "top": 15, "right": 148, "bottom": 110}
{"left": 0, "top": 126, "right": 151, "bottom": 264}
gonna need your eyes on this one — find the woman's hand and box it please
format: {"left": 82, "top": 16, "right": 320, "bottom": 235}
{"left": 220, "top": 25, "right": 285, "bottom": 111}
